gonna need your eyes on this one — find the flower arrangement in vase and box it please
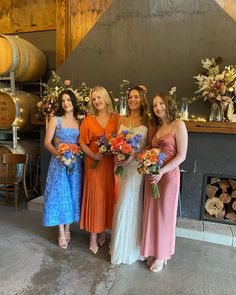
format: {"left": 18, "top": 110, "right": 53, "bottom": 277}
{"left": 193, "top": 57, "right": 236, "bottom": 122}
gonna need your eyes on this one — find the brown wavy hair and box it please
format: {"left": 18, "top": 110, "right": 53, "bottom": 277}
{"left": 57, "top": 89, "right": 80, "bottom": 118}
{"left": 150, "top": 93, "right": 177, "bottom": 127}
{"left": 126, "top": 86, "right": 150, "bottom": 125}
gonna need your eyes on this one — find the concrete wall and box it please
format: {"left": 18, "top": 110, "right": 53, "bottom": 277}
{"left": 57, "top": 0, "right": 236, "bottom": 118}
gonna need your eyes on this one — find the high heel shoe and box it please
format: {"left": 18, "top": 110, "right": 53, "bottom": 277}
{"left": 89, "top": 235, "right": 98, "bottom": 254}
{"left": 149, "top": 259, "right": 167, "bottom": 272}
{"left": 97, "top": 233, "right": 106, "bottom": 246}
{"left": 58, "top": 236, "right": 68, "bottom": 249}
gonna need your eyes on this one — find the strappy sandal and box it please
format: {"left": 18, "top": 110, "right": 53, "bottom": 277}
{"left": 149, "top": 260, "right": 167, "bottom": 272}
{"left": 65, "top": 231, "right": 71, "bottom": 243}
{"left": 58, "top": 237, "right": 68, "bottom": 249}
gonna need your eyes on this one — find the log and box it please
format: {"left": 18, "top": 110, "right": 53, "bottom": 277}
{"left": 225, "top": 211, "right": 236, "bottom": 221}
{"left": 219, "top": 179, "right": 230, "bottom": 193}
{"left": 206, "top": 184, "right": 219, "bottom": 199}
{"left": 229, "top": 179, "right": 236, "bottom": 190}
{"left": 210, "top": 177, "right": 220, "bottom": 185}
{"left": 232, "top": 200, "right": 236, "bottom": 211}
{"left": 231, "top": 190, "right": 236, "bottom": 199}
{"left": 205, "top": 197, "right": 224, "bottom": 216}
{"left": 219, "top": 193, "right": 231, "bottom": 203}
{"left": 215, "top": 208, "right": 226, "bottom": 219}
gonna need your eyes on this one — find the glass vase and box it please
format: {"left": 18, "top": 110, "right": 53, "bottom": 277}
{"left": 119, "top": 98, "right": 127, "bottom": 116}
{"left": 209, "top": 103, "right": 222, "bottom": 122}
{"left": 179, "top": 97, "right": 189, "bottom": 120}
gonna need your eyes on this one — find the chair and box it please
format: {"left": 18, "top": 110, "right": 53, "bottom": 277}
{"left": 0, "top": 153, "right": 29, "bottom": 210}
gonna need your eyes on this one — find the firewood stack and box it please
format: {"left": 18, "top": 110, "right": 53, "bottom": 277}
{"left": 204, "top": 178, "right": 236, "bottom": 222}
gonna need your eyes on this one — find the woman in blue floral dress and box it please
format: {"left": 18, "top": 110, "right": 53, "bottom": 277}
{"left": 42, "top": 89, "right": 82, "bottom": 249}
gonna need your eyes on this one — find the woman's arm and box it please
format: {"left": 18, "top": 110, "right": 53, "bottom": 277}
{"left": 44, "top": 117, "right": 58, "bottom": 156}
{"left": 161, "top": 120, "right": 188, "bottom": 174}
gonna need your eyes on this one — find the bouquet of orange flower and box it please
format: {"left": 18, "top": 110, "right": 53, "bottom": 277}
{"left": 91, "top": 135, "right": 111, "bottom": 169}
{"left": 137, "top": 148, "right": 165, "bottom": 199}
{"left": 57, "top": 143, "right": 83, "bottom": 174}
{"left": 109, "top": 129, "right": 142, "bottom": 177}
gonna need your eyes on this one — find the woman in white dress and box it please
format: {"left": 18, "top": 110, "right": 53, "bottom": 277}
{"left": 110, "top": 86, "right": 149, "bottom": 264}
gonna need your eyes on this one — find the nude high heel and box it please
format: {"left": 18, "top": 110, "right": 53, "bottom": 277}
{"left": 89, "top": 234, "right": 98, "bottom": 254}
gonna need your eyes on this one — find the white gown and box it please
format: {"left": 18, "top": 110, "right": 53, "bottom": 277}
{"left": 110, "top": 124, "right": 148, "bottom": 265}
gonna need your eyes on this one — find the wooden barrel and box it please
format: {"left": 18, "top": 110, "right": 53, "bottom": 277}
{"left": 0, "top": 142, "right": 40, "bottom": 179}
{"left": 0, "top": 90, "right": 39, "bottom": 130}
{"left": 0, "top": 34, "right": 47, "bottom": 82}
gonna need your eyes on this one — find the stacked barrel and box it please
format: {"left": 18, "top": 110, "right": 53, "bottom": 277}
{"left": 0, "top": 34, "right": 47, "bottom": 131}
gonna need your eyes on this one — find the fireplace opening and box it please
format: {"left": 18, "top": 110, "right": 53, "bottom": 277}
{"left": 201, "top": 174, "right": 236, "bottom": 225}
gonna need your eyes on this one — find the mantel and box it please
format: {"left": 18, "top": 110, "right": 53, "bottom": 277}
{"left": 185, "top": 120, "right": 236, "bottom": 134}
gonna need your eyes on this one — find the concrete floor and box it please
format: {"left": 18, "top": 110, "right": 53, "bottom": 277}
{"left": 0, "top": 202, "right": 236, "bottom": 295}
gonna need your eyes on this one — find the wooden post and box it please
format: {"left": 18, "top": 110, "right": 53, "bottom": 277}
{"left": 56, "top": 0, "right": 113, "bottom": 68}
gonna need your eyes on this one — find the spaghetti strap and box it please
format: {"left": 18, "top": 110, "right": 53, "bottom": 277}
{"left": 170, "top": 120, "right": 176, "bottom": 134}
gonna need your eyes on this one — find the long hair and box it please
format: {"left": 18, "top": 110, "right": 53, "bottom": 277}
{"left": 56, "top": 89, "right": 79, "bottom": 118}
{"left": 150, "top": 93, "right": 177, "bottom": 127}
{"left": 126, "top": 86, "right": 150, "bottom": 125}
{"left": 89, "top": 85, "right": 114, "bottom": 116}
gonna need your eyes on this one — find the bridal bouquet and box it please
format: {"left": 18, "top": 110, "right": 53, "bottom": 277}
{"left": 91, "top": 135, "right": 111, "bottom": 169}
{"left": 109, "top": 129, "right": 142, "bottom": 177}
{"left": 137, "top": 148, "right": 165, "bottom": 199}
{"left": 57, "top": 143, "right": 83, "bottom": 174}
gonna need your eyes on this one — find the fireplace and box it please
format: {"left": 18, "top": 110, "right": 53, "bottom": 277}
{"left": 201, "top": 174, "right": 236, "bottom": 225}
{"left": 180, "top": 121, "right": 236, "bottom": 221}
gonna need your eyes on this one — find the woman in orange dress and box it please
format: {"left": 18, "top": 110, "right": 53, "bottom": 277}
{"left": 79, "top": 85, "right": 119, "bottom": 254}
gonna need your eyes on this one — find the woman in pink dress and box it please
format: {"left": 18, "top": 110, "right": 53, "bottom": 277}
{"left": 140, "top": 93, "right": 188, "bottom": 272}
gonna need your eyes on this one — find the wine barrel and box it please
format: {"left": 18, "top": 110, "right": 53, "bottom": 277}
{"left": 0, "top": 142, "right": 40, "bottom": 179}
{"left": 0, "top": 90, "right": 39, "bottom": 131}
{"left": 0, "top": 34, "right": 47, "bottom": 82}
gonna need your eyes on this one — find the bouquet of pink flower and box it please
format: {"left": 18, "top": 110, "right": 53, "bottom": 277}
{"left": 91, "top": 135, "right": 111, "bottom": 169}
{"left": 109, "top": 129, "right": 142, "bottom": 177}
{"left": 57, "top": 143, "right": 83, "bottom": 174}
{"left": 137, "top": 148, "right": 165, "bottom": 199}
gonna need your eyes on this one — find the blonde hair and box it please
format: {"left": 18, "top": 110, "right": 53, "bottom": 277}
{"left": 89, "top": 85, "right": 114, "bottom": 116}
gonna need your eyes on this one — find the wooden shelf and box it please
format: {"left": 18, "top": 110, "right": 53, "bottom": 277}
{"left": 185, "top": 120, "right": 236, "bottom": 134}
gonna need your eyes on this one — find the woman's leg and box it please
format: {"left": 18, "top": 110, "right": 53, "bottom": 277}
{"left": 58, "top": 224, "right": 67, "bottom": 249}
{"left": 64, "top": 224, "right": 71, "bottom": 242}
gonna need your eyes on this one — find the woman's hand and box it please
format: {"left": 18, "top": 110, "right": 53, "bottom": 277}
{"left": 151, "top": 172, "right": 163, "bottom": 184}
{"left": 93, "top": 153, "right": 103, "bottom": 160}
{"left": 116, "top": 155, "right": 135, "bottom": 167}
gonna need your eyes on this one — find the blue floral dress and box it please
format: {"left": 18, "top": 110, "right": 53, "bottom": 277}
{"left": 42, "top": 117, "right": 82, "bottom": 226}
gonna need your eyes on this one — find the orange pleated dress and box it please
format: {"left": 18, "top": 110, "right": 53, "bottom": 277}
{"left": 79, "top": 114, "right": 119, "bottom": 233}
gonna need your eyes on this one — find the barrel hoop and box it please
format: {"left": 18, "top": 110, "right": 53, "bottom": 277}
{"left": 11, "top": 96, "right": 20, "bottom": 127}
{"left": 14, "top": 37, "right": 29, "bottom": 81}
{"left": 0, "top": 34, "right": 20, "bottom": 74}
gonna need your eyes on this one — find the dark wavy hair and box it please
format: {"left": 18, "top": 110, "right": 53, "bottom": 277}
{"left": 56, "top": 89, "right": 79, "bottom": 118}
{"left": 126, "top": 86, "right": 150, "bottom": 125}
{"left": 150, "top": 93, "right": 177, "bottom": 126}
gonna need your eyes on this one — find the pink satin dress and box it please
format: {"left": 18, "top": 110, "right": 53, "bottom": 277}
{"left": 140, "top": 133, "right": 180, "bottom": 260}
